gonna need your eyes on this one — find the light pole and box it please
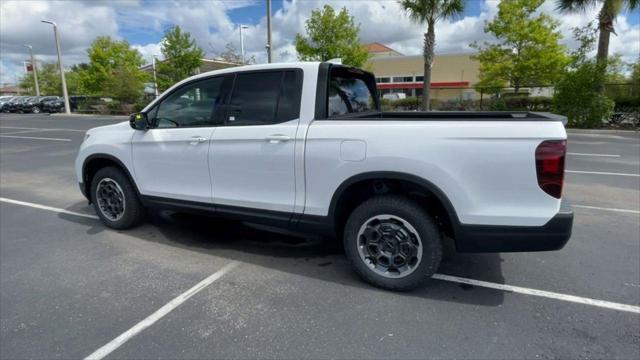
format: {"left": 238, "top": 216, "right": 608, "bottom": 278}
{"left": 239, "top": 24, "right": 249, "bottom": 64}
{"left": 152, "top": 56, "right": 159, "bottom": 98}
{"left": 41, "top": 20, "right": 70, "bottom": 114}
{"left": 266, "top": 0, "right": 272, "bottom": 63}
{"left": 24, "top": 45, "right": 40, "bottom": 96}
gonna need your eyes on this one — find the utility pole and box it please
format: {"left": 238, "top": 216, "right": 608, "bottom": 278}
{"left": 239, "top": 25, "right": 249, "bottom": 64}
{"left": 24, "top": 45, "right": 40, "bottom": 96}
{"left": 266, "top": 0, "right": 272, "bottom": 63}
{"left": 41, "top": 20, "right": 70, "bottom": 114}
{"left": 152, "top": 56, "right": 159, "bottom": 98}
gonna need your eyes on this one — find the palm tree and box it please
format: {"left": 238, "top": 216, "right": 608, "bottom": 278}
{"left": 399, "top": 0, "right": 465, "bottom": 111}
{"left": 557, "top": 0, "right": 639, "bottom": 66}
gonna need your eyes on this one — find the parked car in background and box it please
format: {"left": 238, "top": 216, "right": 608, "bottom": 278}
{"left": 7, "top": 96, "right": 28, "bottom": 112}
{"left": 382, "top": 93, "right": 407, "bottom": 101}
{"left": 20, "top": 96, "right": 61, "bottom": 113}
{"left": 0, "top": 96, "right": 16, "bottom": 112}
{"left": 41, "top": 97, "right": 65, "bottom": 113}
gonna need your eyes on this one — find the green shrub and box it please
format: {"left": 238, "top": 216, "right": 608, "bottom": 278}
{"left": 553, "top": 62, "right": 615, "bottom": 128}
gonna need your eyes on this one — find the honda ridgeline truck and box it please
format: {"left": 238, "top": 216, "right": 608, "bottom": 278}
{"left": 76, "top": 62, "right": 573, "bottom": 290}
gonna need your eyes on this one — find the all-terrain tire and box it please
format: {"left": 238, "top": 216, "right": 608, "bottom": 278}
{"left": 90, "top": 166, "right": 146, "bottom": 229}
{"left": 343, "top": 195, "right": 443, "bottom": 291}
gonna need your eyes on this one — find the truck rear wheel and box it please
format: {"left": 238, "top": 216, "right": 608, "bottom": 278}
{"left": 90, "top": 167, "right": 146, "bottom": 229}
{"left": 343, "top": 195, "right": 442, "bottom": 291}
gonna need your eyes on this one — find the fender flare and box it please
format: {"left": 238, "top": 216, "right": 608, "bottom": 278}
{"left": 81, "top": 154, "right": 141, "bottom": 200}
{"left": 327, "top": 171, "right": 462, "bottom": 230}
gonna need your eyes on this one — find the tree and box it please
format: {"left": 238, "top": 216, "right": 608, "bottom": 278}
{"left": 472, "top": 0, "right": 569, "bottom": 94}
{"left": 400, "top": 0, "right": 465, "bottom": 110}
{"left": 157, "top": 26, "right": 204, "bottom": 91}
{"left": 295, "top": 5, "right": 370, "bottom": 68}
{"left": 217, "top": 43, "right": 255, "bottom": 65}
{"left": 82, "top": 36, "right": 148, "bottom": 101}
{"left": 553, "top": 22, "right": 614, "bottom": 128}
{"left": 556, "top": 0, "right": 639, "bottom": 67}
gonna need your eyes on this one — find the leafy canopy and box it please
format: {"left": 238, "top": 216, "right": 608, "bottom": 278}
{"left": 295, "top": 5, "right": 369, "bottom": 67}
{"left": 553, "top": 22, "right": 615, "bottom": 128}
{"left": 82, "top": 36, "right": 148, "bottom": 101}
{"left": 472, "top": 0, "right": 569, "bottom": 92}
{"left": 399, "top": 0, "right": 464, "bottom": 24}
{"left": 20, "top": 63, "right": 86, "bottom": 96}
{"left": 157, "top": 26, "right": 204, "bottom": 91}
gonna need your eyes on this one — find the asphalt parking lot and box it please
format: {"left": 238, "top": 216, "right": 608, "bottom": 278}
{"left": 1, "top": 113, "right": 638, "bottom": 359}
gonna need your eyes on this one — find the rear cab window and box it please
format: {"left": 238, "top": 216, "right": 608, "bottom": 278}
{"left": 327, "top": 66, "right": 379, "bottom": 118}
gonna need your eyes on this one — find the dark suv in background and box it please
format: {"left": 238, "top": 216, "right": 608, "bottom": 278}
{"left": 19, "top": 96, "right": 61, "bottom": 113}
{"left": 41, "top": 97, "right": 65, "bottom": 113}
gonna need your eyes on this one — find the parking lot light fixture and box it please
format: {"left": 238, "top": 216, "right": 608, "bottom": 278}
{"left": 239, "top": 24, "right": 249, "bottom": 64}
{"left": 41, "top": 20, "right": 71, "bottom": 114}
{"left": 23, "top": 45, "right": 40, "bottom": 97}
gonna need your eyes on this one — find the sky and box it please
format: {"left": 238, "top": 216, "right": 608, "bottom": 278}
{"left": 1, "top": 0, "right": 639, "bottom": 85}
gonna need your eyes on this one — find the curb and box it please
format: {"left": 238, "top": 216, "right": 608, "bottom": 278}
{"left": 567, "top": 128, "right": 639, "bottom": 134}
{"left": 50, "top": 113, "right": 128, "bottom": 119}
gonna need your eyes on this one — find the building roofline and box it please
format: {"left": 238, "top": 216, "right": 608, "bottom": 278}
{"left": 369, "top": 52, "right": 478, "bottom": 61}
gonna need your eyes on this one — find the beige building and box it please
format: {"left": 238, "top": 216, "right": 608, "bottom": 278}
{"left": 366, "top": 44, "right": 481, "bottom": 101}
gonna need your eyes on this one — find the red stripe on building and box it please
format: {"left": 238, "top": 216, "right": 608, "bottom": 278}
{"left": 377, "top": 82, "right": 469, "bottom": 89}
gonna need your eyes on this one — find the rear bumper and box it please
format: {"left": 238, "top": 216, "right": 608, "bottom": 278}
{"left": 454, "top": 202, "right": 574, "bottom": 253}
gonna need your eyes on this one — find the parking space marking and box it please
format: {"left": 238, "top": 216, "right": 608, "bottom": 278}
{"left": 567, "top": 152, "right": 621, "bottom": 158}
{"left": 2, "top": 195, "right": 639, "bottom": 326}
{"left": 0, "top": 126, "right": 86, "bottom": 132}
{"left": 84, "top": 261, "right": 240, "bottom": 360}
{"left": 573, "top": 204, "right": 640, "bottom": 215}
{"left": 566, "top": 170, "right": 640, "bottom": 177}
{"left": 433, "top": 274, "right": 640, "bottom": 314}
{"left": 1, "top": 129, "right": 53, "bottom": 135}
{"left": 0, "top": 197, "right": 99, "bottom": 219}
{"left": 0, "top": 135, "right": 72, "bottom": 142}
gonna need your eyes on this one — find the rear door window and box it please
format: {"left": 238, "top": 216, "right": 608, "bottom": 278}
{"left": 226, "top": 70, "right": 302, "bottom": 126}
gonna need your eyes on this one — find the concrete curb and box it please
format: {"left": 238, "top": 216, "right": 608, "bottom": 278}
{"left": 50, "top": 113, "right": 128, "bottom": 119}
{"left": 567, "top": 128, "right": 639, "bottom": 135}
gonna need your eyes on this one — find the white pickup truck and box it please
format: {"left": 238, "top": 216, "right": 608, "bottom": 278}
{"left": 76, "top": 62, "right": 573, "bottom": 290}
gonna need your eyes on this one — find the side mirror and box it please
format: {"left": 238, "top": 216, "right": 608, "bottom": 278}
{"left": 129, "top": 112, "right": 149, "bottom": 130}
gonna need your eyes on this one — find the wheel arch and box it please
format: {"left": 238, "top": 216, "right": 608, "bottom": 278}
{"left": 82, "top": 154, "right": 140, "bottom": 202}
{"left": 328, "top": 171, "right": 461, "bottom": 240}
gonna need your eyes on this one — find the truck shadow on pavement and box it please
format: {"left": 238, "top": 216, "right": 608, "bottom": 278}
{"left": 61, "top": 206, "right": 505, "bottom": 307}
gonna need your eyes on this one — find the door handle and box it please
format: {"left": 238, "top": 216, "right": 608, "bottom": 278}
{"left": 189, "top": 136, "right": 208, "bottom": 144}
{"left": 265, "top": 134, "right": 291, "bottom": 143}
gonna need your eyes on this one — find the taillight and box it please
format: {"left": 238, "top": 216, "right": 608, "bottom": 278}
{"left": 535, "top": 140, "right": 566, "bottom": 199}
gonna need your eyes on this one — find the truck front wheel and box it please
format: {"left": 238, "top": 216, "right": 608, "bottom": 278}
{"left": 90, "top": 166, "right": 146, "bottom": 230}
{"left": 343, "top": 195, "right": 442, "bottom": 291}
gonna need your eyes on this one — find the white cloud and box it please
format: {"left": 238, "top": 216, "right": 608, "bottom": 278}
{"left": 1, "top": 0, "right": 638, "bottom": 85}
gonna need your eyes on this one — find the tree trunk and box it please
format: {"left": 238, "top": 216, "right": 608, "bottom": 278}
{"left": 422, "top": 22, "right": 435, "bottom": 111}
{"left": 596, "top": 1, "right": 614, "bottom": 93}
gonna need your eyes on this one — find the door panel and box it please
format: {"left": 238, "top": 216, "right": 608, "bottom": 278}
{"left": 132, "top": 128, "right": 215, "bottom": 203}
{"left": 210, "top": 120, "right": 298, "bottom": 212}
{"left": 210, "top": 70, "right": 302, "bottom": 213}
{"left": 132, "top": 76, "right": 226, "bottom": 203}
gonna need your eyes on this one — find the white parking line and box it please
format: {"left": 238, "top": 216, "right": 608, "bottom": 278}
{"left": 0, "top": 197, "right": 98, "bottom": 219}
{"left": 567, "top": 152, "right": 621, "bottom": 158}
{"left": 84, "top": 261, "right": 240, "bottom": 360}
{"left": 1, "top": 129, "right": 54, "bottom": 135}
{"left": 0, "top": 126, "right": 86, "bottom": 132}
{"left": 1, "top": 196, "right": 639, "bottom": 324}
{"left": 0, "top": 135, "right": 72, "bottom": 142}
{"left": 573, "top": 204, "right": 640, "bottom": 215}
{"left": 433, "top": 274, "right": 640, "bottom": 314}
{"left": 566, "top": 170, "right": 640, "bottom": 177}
